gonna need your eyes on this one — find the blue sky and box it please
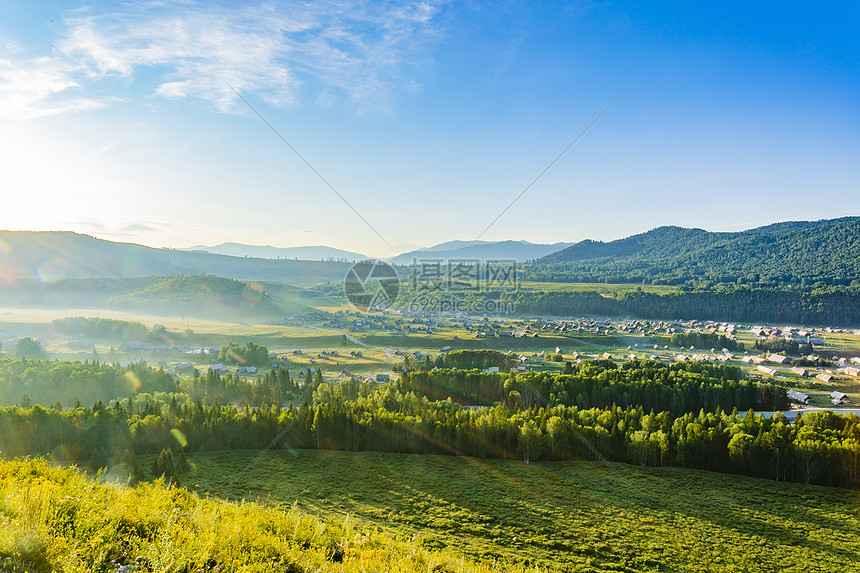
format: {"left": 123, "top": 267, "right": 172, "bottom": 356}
{"left": 1, "top": 1, "right": 858, "bottom": 257}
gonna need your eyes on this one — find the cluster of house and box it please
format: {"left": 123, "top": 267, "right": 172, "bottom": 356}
{"left": 745, "top": 354, "right": 860, "bottom": 382}
{"left": 787, "top": 389, "right": 852, "bottom": 407}
{"left": 676, "top": 351, "right": 734, "bottom": 363}
{"left": 747, "top": 325, "right": 839, "bottom": 346}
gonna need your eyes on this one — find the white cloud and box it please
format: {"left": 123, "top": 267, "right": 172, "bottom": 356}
{"left": 0, "top": 0, "right": 447, "bottom": 120}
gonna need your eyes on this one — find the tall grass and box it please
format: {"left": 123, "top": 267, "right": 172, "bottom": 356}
{"left": 0, "top": 457, "right": 519, "bottom": 573}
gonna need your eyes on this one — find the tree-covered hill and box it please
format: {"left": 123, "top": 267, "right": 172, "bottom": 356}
{"left": 532, "top": 217, "right": 860, "bottom": 285}
{"left": 0, "top": 274, "right": 283, "bottom": 317}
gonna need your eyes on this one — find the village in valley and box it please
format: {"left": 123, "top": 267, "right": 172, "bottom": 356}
{"left": 5, "top": 303, "right": 859, "bottom": 417}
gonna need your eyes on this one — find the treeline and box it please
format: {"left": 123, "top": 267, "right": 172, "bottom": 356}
{"left": 400, "top": 360, "right": 787, "bottom": 414}
{"left": 670, "top": 332, "right": 743, "bottom": 351}
{"left": 500, "top": 286, "right": 860, "bottom": 326}
{"left": 0, "top": 388, "right": 857, "bottom": 488}
{"left": 51, "top": 316, "right": 150, "bottom": 341}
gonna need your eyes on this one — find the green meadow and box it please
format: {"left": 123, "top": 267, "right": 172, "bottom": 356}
{"left": 174, "top": 449, "right": 860, "bottom": 573}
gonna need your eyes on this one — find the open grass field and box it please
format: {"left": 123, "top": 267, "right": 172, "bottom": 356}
{"left": 173, "top": 449, "right": 860, "bottom": 573}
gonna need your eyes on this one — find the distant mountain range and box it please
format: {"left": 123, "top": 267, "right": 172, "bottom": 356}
{"left": 2, "top": 217, "right": 858, "bottom": 290}
{"left": 0, "top": 231, "right": 351, "bottom": 285}
{"left": 532, "top": 216, "right": 860, "bottom": 285}
{"left": 186, "top": 240, "right": 573, "bottom": 265}
{"left": 186, "top": 243, "right": 367, "bottom": 262}
{"left": 387, "top": 240, "right": 574, "bottom": 265}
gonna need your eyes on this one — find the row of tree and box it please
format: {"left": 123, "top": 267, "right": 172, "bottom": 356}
{"left": 0, "top": 388, "right": 857, "bottom": 488}
{"left": 496, "top": 285, "right": 860, "bottom": 326}
{"left": 51, "top": 316, "right": 150, "bottom": 341}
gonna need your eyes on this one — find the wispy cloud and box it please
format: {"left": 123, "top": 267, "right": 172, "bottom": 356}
{"left": 0, "top": 0, "right": 447, "bottom": 120}
{"left": 0, "top": 57, "right": 114, "bottom": 120}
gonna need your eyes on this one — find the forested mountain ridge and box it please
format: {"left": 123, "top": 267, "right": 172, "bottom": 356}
{"left": 533, "top": 217, "right": 860, "bottom": 285}
{"left": 0, "top": 231, "right": 349, "bottom": 285}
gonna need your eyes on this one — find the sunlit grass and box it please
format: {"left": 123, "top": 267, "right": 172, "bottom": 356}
{"left": 0, "top": 457, "right": 517, "bottom": 573}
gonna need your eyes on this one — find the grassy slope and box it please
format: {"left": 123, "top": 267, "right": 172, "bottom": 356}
{"left": 0, "top": 458, "right": 510, "bottom": 573}
{"left": 182, "top": 449, "right": 860, "bottom": 573}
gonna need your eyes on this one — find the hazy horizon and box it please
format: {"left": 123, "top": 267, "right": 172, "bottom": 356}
{"left": 2, "top": 214, "right": 859, "bottom": 259}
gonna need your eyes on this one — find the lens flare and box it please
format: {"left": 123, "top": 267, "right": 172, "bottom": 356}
{"left": 122, "top": 371, "right": 142, "bottom": 391}
{"left": 228, "top": 349, "right": 247, "bottom": 364}
{"left": 170, "top": 428, "right": 188, "bottom": 448}
{"left": 36, "top": 257, "right": 72, "bottom": 281}
{"left": 0, "top": 262, "right": 17, "bottom": 286}
{"left": 242, "top": 282, "right": 264, "bottom": 303}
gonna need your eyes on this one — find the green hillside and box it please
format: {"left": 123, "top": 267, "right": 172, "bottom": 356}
{"left": 183, "top": 449, "right": 860, "bottom": 572}
{"left": 533, "top": 217, "right": 860, "bottom": 285}
{"left": 0, "top": 231, "right": 350, "bottom": 285}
